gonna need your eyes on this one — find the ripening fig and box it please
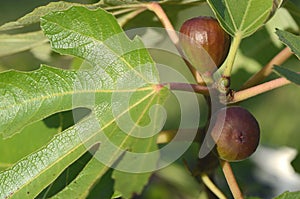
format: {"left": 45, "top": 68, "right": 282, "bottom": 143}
{"left": 209, "top": 106, "right": 260, "bottom": 162}
{"left": 179, "top": 16, "right": 230, "bottom": 73}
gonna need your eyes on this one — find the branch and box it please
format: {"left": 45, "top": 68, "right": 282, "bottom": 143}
{"left": 231, "top": 77, "right": 291, "bottom": 103}
{"left": 241, "top": 47, "right": 292, "bottom": 89}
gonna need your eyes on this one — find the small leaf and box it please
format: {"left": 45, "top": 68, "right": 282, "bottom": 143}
{"left": 273, "top": 65, "right": 300, "bottom": 85}
{"left": 0, "top": 2, "right": 87, "bottom": 31}
{"left": 276, "top": 29, "right": 300, "bottom": 59}
{"left": 275, "top": 191, "right": 300, "bottom": 199}
{"left": 265, "top": 8, "right": 298, "bottom": 48}
{"left": 0, "top": 31, "right": 48, "bottom": 57}
{"left": 207, "top": 0, "right": 273, "bottom": 38}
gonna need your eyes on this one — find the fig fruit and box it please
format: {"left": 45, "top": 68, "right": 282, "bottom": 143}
{"left": 209, "top": 106, "right": 260, "bottom": 162}
{"left": 179, "top": 16, "right": 230, "bottom": 73}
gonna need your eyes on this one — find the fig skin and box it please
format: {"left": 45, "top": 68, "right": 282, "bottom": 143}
{"left": 209, "top": 106, "right": 260, "bottom": 162}
{"left": 179, "top": 16, "right": 230, "bottom": 73}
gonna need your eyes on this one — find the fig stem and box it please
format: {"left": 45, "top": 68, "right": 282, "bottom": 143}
{"left": 241, "top": 47, "right": 292, "bottom": 89}
{"left": 201, "top": 173, "right": 227, "bottom": 199}
{"left": 220, "top": 160, "right": 244, "bottom": 199}
{"left": 222, "top": 32, "right": 243, "bottom": 79}
{"left": 230, "top": 76, "right": 291, "bottom": 103}
{"left": 146, "top": 2, "right": 205, "bottom": 84}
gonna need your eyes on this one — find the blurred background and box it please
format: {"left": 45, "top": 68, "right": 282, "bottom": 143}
{"left": 0, "top": 1, "right": 300, "bottom": 198}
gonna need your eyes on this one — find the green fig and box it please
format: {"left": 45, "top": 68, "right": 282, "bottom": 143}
{"left": 179, "top": 16, "right": 230, "bottom": 73}
{"left": 210, "top": 106, "right": 260, "bottom": 162}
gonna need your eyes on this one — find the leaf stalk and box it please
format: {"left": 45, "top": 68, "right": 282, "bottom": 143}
{"left": 222, "top": 32, "right": 242, "bottom": 79}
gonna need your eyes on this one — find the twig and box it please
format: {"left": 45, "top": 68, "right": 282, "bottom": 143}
{"left": 220, "top": 160, "right": 244, "bottom": 199}
{"left": 111, "top": 7, "right": 139, "bottom": 16}
{"left": 241, "top": 47, "right": 292, "bottom": 89}
{"left": 117, "top": 8, "right": 147, "bottom": 27}
{"left": 146, "top": 2, "right": 204, "bottom": 84}
{"left": 231, "top": 77, "right": 291, "bottom": 103}
{"left": 104, "top": 4, "right": 145, "bottom": 10}
{"left": 201, "top": 173, "right": 227, "bottom": 199}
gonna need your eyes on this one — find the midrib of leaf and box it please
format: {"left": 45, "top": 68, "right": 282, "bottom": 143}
{"left": 0, "top": 84, "right": 154, "bottom": 112}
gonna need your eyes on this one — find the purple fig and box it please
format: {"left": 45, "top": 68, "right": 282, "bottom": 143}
{"left": 210, "top": 106, "right": 260, "bottom": 162}
{"left": 179, "top": 16, "right": 230, "bottom": 73}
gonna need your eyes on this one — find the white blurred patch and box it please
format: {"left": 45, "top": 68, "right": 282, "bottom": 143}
{"left": 251, "top": 145, "right": 300, "bottom": 197}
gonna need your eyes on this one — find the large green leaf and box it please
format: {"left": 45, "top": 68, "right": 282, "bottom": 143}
{"left": 207, "top": 0, "right": 273, "bottom": 38}
{"left": 276, "top": 29, "right": 300, "bottom": 60}
{"left": 0, "top": 6, "right": 168, "bottom": 198}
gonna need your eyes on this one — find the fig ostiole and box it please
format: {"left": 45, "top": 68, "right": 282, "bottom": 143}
{"left": 179, "top": 16, "right": 230, "bottom": 73}
{"left": 209, "top": 106, "right": 260, "bottom": 162}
